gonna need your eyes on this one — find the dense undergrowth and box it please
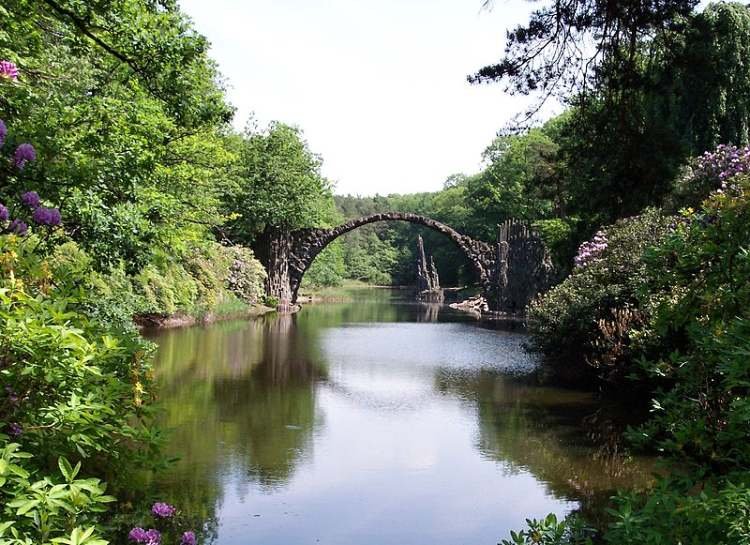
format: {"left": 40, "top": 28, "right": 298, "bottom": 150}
{"left": 513, "top": 158, "right": 750, "bottom": 543}
{"left": 0, "top": 120, "right": 266, "bottom": 543}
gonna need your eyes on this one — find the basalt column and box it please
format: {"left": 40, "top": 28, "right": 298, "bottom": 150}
{"left": 255, "top": 228, "right": 294, "bottom": 309}
{"left": 487, "top": 220, "right": 555, "bottom": 313}
{"left": 416, "top": 235, "right": 444, "bottom": 302}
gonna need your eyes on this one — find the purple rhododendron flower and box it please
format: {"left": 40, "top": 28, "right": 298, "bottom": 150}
{"left": 7, "top": 423, "right": 22, "bottom": 438}
{"left": 0, "top": 61, "right": 19, "bottom": 81}
{"left": 13, "top": 143, "right": 36, "bottom": 169}
{"left": 21, "top": 191, "right": 41, "bottom": 209}
{"left": 128, "top": 528, "right": 148, "bottom": 542}
{"left": 0, "top": 204, "right": 8, "bottom": 222}
{"left": 151, "top": 502, "right": 176, "bottom": 519}
{"left": 574, "top": 231, "right": 608, "bottom": 269}
{"left": 32, "top": 206, "right": 61, "bottom": 227}
{"left": 181, "top": 531, "right": 196, "bottom": 545}
{"left": 128, "top": 528, "right": 161, "bottom": 545}
{"left": 696, "top": 144, "right": 750, "bottom": 193}
{"left": 0, "top": 120, "right": 7, "bottom": 147}
{"left": 8, "top": 219, "right": 28, "bottom": 236}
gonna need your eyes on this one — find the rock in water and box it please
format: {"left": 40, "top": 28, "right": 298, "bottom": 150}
{"left": 416, "top": 235, "right": 444, "bottom": 302}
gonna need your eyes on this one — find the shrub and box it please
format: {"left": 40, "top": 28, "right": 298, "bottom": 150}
{"left": 633, "top": 177, "right": 750, "bottom": 471}
{"left": 0, "top": 234, "right": 159, "bottom": 545}
{"left": 135, "top": 261, "right": 198, "bottom": 316}
{"left": 220, "top": 244, "right": 266, "bottom": 304}
{"left": 500, "top": 514, "right": 595, "bottom": 545}
{"left": 605, "top": 476, "right": 750, "bottom": 545}
{"left": 528, "top": 209, "right": 672, "bottom": 382}
{"left": 667, "top": 144, "right": 750, "bottom": 210}
{"left": 516, "top": 161, "right": 750, "bottom": 545}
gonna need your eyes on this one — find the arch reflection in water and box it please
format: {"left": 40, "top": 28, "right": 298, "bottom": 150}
{"left": 146, "top": 288, "right": 651, "bottom": 545}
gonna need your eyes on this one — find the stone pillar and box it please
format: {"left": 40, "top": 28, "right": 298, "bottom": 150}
{"left": 485, "top": 220, "right": 554, "bottom": 314}
{"left": 255, "top": 228, "right": 294, "bottom": 309}
{"left": 416, "top": 235, "right": 443, "bottom": 302}
{"left": 429, "top": 256, "right": 440, "bottom": 291}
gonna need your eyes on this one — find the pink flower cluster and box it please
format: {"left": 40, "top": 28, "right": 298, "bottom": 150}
{"left": 695, "top": 144, "right": 750, "bottom": 192}
{"left": 0, "top": 61, "right": 18, "bottom": 81}
{"left": 151, "top": 502, "right": 177, "bottom": 519}
{"left": 574, "top": 231, "right": 608, "bottom": 269}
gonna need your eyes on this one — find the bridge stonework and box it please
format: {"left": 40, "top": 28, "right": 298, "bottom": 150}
{"left": 256, "top": 213, "right": 555, "bottom": 313}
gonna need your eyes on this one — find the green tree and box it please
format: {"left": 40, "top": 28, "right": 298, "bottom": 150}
{"left": 224, "top": 123, "right": 333, "bottom": 243}
{"left": 0, "top": 0, "right": 237, "bottom": 269}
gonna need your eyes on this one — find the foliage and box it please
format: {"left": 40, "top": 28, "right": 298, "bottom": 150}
{"left": 0, "top": 238, "right": 159, "bottom": 468}
{"left": 669, "top": 144, "right": 750, "bottom": 210}
{"left": 0, "top": 235, "right": 160, "bottom": 544}
{"left": 224, "top": 123, "right": 333, "bottom": 241}
{"left": 470, "top": 0, "right": 697, "bottom": 121}
{"left": 533, "top": 218, "right": 578, "bottom": 271}
{"left": 0, "top": 0, "right": 237, "bottom": 268}
{"left": 633, "top": 177, "right": 750, "bottom": 471}
{"left": 500, "top": 514, "right": 594, "bottom": 545}
{"left": 465, "top": 124, "right": 563, "bottom": 240}
{"left": 604, "top": 476, "right": 750, "bottom": 545}
{"left": 220, "top": 245, "right": 267, "bottom": 306}
{"left": 665, "top": 3, "right": 750, "bottom": 153}
{"left": 302, "top": 241, "right": 345, "bottom": 289}
{"left": 528, "top": 209, "right": 672, "bottom": 382}
{"left": 522, "top": 153, "right": 750, "bottom": 544}
{"left": 0, "top": 453, "right": 115, "bottom": 545}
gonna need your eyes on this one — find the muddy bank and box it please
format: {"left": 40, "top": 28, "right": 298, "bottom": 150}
{"left": 134, "top": 304, "right": 276, "bottom": 330}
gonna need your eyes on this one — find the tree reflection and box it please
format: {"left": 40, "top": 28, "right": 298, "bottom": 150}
{"left": 434, "top": 369, "right": 654, "bottom": 519}
{"left": 146, "top": 313, "right": 327, "bottom": 539}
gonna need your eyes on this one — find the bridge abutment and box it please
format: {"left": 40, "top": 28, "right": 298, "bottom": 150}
{"left": 256, "top": 228, "right": 295, "bottom": 309}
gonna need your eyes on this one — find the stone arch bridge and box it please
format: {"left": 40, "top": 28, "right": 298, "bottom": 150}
{"left": 255, "top": 213, "right": 555, "bottom": 313}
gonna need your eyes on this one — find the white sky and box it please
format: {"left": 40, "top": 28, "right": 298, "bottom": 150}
{"left": 179, "top": 0, "right": 542, "bottom": 196}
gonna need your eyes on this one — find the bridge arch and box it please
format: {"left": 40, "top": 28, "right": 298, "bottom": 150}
{"left": 257, "top": 214, "right": 554, "bottom": 313}
{"left": 287, "top": 212, "right": 494, "bottom": 299}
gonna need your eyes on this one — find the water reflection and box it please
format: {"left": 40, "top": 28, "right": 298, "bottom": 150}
{"left": 146, "top": 289, "right": 651, "bottom": 545}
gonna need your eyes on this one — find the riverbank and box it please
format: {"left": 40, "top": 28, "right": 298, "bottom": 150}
{"left": 297, "top": 279, "right": 387, "bottom": 303}
{"left": 134, "top": 303, "right": 276, "bottom": 330}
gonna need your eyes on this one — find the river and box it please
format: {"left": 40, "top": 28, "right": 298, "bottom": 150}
{"left": 145, "top": 288, "right": 651, "bottom": 545}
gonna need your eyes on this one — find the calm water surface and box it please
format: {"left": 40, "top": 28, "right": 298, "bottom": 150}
{"left": 146, "top": 289, "right": 650, "bottom": 545}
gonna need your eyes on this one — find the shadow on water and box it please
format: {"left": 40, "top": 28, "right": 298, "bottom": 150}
{"left": 144, "top": 288, "right": 652, "bottom": 545}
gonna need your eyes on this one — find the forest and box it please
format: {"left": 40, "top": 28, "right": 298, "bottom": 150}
{"left": 1, "top": 0, "right": 750, "bottom": 544}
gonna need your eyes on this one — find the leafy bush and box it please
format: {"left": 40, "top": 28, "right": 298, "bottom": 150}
{"left": 517, "top": 159, "right": 750, "bottom": 545}
{"left": 667, "top": 145, "right": 750, "bottom": 211}
{"left": 528, "top": 209, "right": 672, "bottom": 382}
{"left": 633, "top": 177, "right": 750, "bottom": 471}
{"left": 0, "top": 451, "right": 116, "bottom": 545}
{"left": 62, "top": 190, "right": 158, "bottom": 275}
{"left": 604, "top": 476, "right": 750, "bottom": 545}
{"left": 0, "top": 235, "right": 160, "bottom": 544}
{"left": 500, "top": 514, "right": 594, "bottom": 545}
{"left": 41, "top": 239, "right": 266, "bottom": 328}
{"left": 189, "top": 243, "right": 266, "bottom": 307}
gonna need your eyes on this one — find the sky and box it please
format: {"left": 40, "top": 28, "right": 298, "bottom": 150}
{"left": 178, "top": 0, "right": 544, "bottom": 196}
